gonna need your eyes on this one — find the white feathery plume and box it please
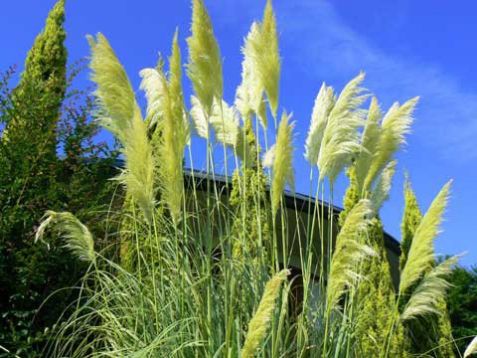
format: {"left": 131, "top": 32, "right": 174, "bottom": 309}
{"left": 317, "top": 72, "right": 367, "bottom": 183}
{"left": 363, "top": 96, "right": 419, "bottom": 191}
{"left": 191, "top": 94, "right": 253, "bottom": 164}
{"left": 209, "top": 99, "right": 240, "bottom": 147}
{"left": 139, "top": 67, "right": 168, "bottom": 129}
{"left": 370, "top": 160, "right": 396, "bottom": 211}
{"left": 262, "top": 144, "right": 276, "bottom": 168}
{"left": 235, "top": 22, "right": 268, "bottom": 127}
{"left": 304, "top": 83, "right": 335, "bottom": 166}
{"left": 190, "top": 95, "right": 209, "bottom": 139}
{"left": 354, "top": 97, "right": 382, "bottom": 193}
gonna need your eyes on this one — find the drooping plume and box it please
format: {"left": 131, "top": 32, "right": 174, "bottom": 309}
{"left": 36, "top": 211, "right": 95, "bottom": 263}
{"left": 401, "top": 256, "right": 457, "bottom": 321}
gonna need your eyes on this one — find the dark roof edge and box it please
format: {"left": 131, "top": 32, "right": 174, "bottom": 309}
{"left": 183, "top": 168, "right": 402, "bottom": 256}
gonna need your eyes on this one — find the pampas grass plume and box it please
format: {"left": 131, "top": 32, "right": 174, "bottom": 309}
{"left": 241, "top": 269, "right": 290, "bottom": 358}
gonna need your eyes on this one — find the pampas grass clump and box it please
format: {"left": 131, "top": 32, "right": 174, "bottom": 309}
{"left": 29, "top": 1, "right": 463, "bottom": 357}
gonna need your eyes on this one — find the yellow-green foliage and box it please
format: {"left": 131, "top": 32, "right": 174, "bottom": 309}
{"left": 88, "top": 33, "right": 155, "bottom": 221}
{"left": 6, "top": 0, "right": 66, "bottom": 152}
{"left": 400, "top": 179, "right": 422, "bottom": 271}
{"left": 187, "top": 0, "right": 223, "bottom": 116}
{"left": 230, "top": 167, "right": 270, "bottom": 264}
{"left": 354, "top": 218, "right": 408, "bottom": 357}
{"left": 230, "top": 115, "right": 269, "bottom": 263}
{"left": 17, "top": 0, "right": 66, "bottom": 97}
{"left": 241, "top": 269, "right": 289, "bottom": 358}
{"left": 436, "top": 299, "right": 455, "bottom": 358}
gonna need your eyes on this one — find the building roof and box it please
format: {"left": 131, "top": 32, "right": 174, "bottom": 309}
{"left": 183, "top": 168, "right": 401, "bottom": 257}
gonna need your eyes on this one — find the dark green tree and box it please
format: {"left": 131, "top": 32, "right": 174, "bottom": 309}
{"left": 447, "top": 265, "right": 477, "bottom": 354}
{"left": 0, "top": 2, "right": 117, "bottom": 355}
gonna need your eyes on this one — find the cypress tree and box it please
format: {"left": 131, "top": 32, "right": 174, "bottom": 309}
{"left": 400, "top": 178, "right": 422, "bottom": 271}
{"left": 340, "top": 168, "right": 408, "bottom": 357}
{"left": 230, "top": 115, "right": 270, "bottom": 269}
{"left": 7, "top": 0, "right": 66, "bottom": 158}
{"left": 0, "top": 1, "right": 70, "bottom": 353}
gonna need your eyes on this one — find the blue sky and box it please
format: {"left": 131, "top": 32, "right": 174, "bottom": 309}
{"left": 1, "top": 0, "right": 476, "bottom": 266}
